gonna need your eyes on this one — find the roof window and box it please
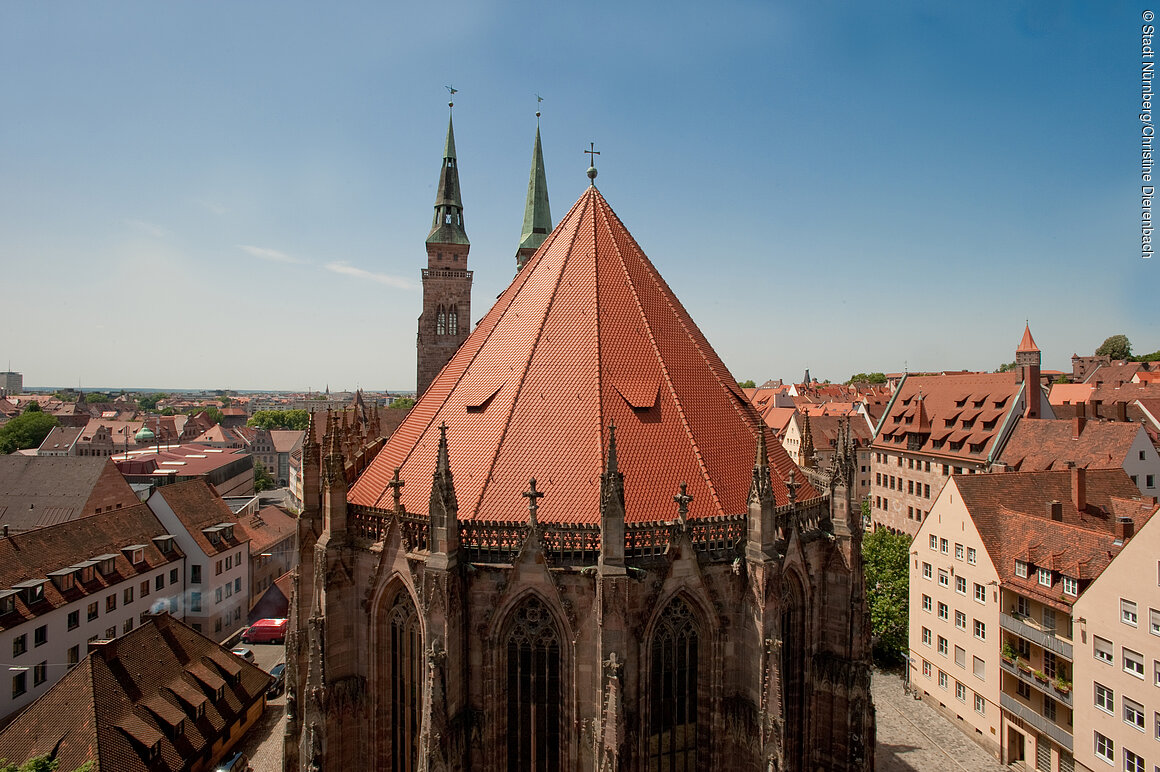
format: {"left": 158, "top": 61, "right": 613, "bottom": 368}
{"left": 13, "top": 579, "right": 46, "bottom": 606}
{"left": 122, "top": 545, "right": 147, "bottom": 564}
{"left": 92, "top": 554, "right": 118, "bottom": 576}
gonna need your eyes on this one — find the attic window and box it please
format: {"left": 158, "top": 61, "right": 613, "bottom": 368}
{"left": 955, "top": 399, "right": 967, "bottom": 408}
{"left": 465, "top": 382, "right": 504, "bottom": 413}
{"left": 93, "top": 554, "right": 118, "bottom": 576}
{"left": 14, "top": 580, "right": 45, "bottom": 605}
{"left": 48, "top": 568, "right": 76, "bottom": 592}
{"left": 972, "top": 399, "right": 985, "bottom": 408}
{"left": 0, "top": 591, "right": 15, "bottom": 614}
{"left": 153, "top": 535, "right": 175, "bottom": 553}
{"left": 123, "top": 545, "right": 147, "bottom": 564}
{"left": 1015, "top": 560, "right": 1029, "bottom": 578}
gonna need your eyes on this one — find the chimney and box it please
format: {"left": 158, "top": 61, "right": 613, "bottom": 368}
{"left": 1116, "top": 516, "right": 1135, "bottom": 541}
{"left": 1069, "top": 462, "right": 1086, "bottom": 513}
{"left": 1073, "top": 402, "right": 1086, "bottom": 439}
{"left": 1, "top": 525, "right": 7, "bottom": 539}
{"left": 1115, "top": 401, "right": 1128, "bottom": 422}
{"left": 1090, "top": 399, "right": 1102, "bottom": 420}
{"left": 1048, "top": 500, "right": 1063, "bottom": 521}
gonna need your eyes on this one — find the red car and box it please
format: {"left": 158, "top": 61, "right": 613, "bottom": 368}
{"left": 241, "top": 618, "right": 287, "bottom": 644}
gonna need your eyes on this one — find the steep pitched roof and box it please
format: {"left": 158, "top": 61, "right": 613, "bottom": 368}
{"left": 872, "top": 372, "right": 1023, "bottom": 463}
{"left": 0, "top": 503, "right": 183, "bottom": 633}
{"left": 955, "top": 469, "right": 1155, "bottom": 607}
{"left": 152, "top": 479, "right": 249, "bottom": 556}
{"left": 350, "top": 186, "right": 811, "bottom": 523}
{"left": 997, "top": 418, "right": 1145, "bottom": 471}
{"left": 0, "top": 457, "right": 136, "bottom": 532}
{"left": 1016, "top": 323, "right": 1039, "bottom": 352}
{"left": 0, "top": 614, "right": 271, "bottom": 772}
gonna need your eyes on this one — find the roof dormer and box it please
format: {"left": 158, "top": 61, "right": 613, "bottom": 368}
{"left": 152, "top": 534, "right": 176, "bottom": 554}
{"left": 122, "top": 544, "right": 147, "bottom": 565}
{"left": 12, "top": 579, "right": 46, "bottom": 606}
{"left": 91, "top": 553, "right": 118, "bottom": 576}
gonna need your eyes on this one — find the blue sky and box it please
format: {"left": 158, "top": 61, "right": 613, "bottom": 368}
{"left": 0, "top": 1, "right": 1154, "bottom": 391}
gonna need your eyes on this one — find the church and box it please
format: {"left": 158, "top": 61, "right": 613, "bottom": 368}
{"left": 283, "top": 105, "right": 875, "bottom": 771}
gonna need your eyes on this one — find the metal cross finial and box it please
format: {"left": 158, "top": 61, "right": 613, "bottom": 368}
{"left": 673, "top": 481, "right": 693, "bottom": 527}
{"left": 585, "top": 142, "right": 600, "bottom": 184}
{"left": 523, "top": 478, "right": 545, "bottom": 527}
{"left": 388, "top": 467, "right": 405, "bottom": 512}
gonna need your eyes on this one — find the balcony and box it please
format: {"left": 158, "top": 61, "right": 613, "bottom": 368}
{"left": 1000, "top": 692, "right": 1072, "bottom": 751}
{"left": 999, "top": 656, "right": 1072, "bottom": 708}
{"left": 999, "top": 612, "right": 1073, "bottom": 660}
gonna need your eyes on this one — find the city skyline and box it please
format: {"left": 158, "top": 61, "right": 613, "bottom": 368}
{"left": 1, "top": 2, "right": 1156, "bottom": 391}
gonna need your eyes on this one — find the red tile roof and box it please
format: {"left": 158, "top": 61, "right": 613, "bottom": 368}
{"left": 349, "top": 187, "right": 812, "bottom": 523}
{"left": 235, "top": 505, "right": 296, "bottom": 554}
{"left": 1016, "top": 323, "right": 1039, "bottom": 353}
{"left": 872, "top": 373, "right": 1023, "bottom": 462}
{"left": 955, "top": 469, "right": 1156, "bottom": 609}
{"left": 153, "top": 479, "right": 249, "bottom": 557}
{"left": 997, "top": 418, "right": 1145, "bottom": 471}
{"left": 0, "top": 613, "right": 271, "bottom": 772}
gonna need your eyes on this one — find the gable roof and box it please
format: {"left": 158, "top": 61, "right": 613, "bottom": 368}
{"left": 955, "top": 469, "right": 1155, "bottom": 609}
{"left": 872, "top": 372, "right": 1023, "bottom": 462}
{"left": 0, "top": 457, "right": 135, "bottom": 532}
{"left": 998, "top": 418, "right": 1146, "bottom": 471}
{"left": 152, "top": 479, "right": 249, "bottom": 556}
{"left": 0, "top": 614, "right": 272, "bottom": 772}
{"left": 349, "top": 186, "right": 812, "bottom": 523}
{"left": 234, "top": 505, "right": 296, "bottom": 554}
{"left": 0, "top": 504, "right": 183, "bottom": 633}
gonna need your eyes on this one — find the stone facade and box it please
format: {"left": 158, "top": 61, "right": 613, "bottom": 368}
{"left": 282, "top": 418, "right": 875, "bottom": 771}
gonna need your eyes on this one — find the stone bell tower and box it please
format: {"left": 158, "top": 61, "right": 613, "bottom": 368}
{"left": 417, "top": 99, "right": 473, "bottom": 398}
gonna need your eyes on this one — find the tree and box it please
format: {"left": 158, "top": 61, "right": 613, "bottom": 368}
{"left": 253, "top": 459, "right": 275, "bottom": 492}
{"left": 995, "top": 361, "right": 1016, "bottom": 373}
{"left": 219, "top": 396, "right": 233, "bottom": 406}
{"left": 388, "top": 397, "right": 415, "bottom": 410}
{"left": 1095, "top": 334, "right": 1132, "bottom": 360}
{"left": 846, "top": 372, "right": 887, "bottom": 384}
{"left": 1053, "top": 374, "right": 1068, "bottom": 384}
{"left": 191, "top": 406, "right": 224, "bottom": 425}
{"left": 862, "top": 525, "right": 911, "bottom": 666}
{"left": 136, "top": 392, "right": 169, "bottom": 411}
{"left": 737, "top": 379, "right": 756, "bottom": 389}
{"left": 0, "top": 411, "right": 59, "bottom": 454}
{"left": 0, "top": 753, "right": 93, "bottom": 771}
{"left": 1132, "top": 348, "right": 1160, "bottom": 362}
{"left": 248, "top": 410, "right": 310, "bottom": 431}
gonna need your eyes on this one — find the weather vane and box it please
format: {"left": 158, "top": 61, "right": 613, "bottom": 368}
{"left": 445, "top": 84, "right": 457, "bottom": 108}
{"left": 535, "top": 93, "right": 543, "bottom": 120}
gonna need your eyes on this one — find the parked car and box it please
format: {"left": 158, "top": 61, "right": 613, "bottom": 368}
{"left": 231, "top": 646, "right": 255, "bottom": 663}
{"left": 215, "top": 750, "right": 248, "bottom": 772}
{"left": 268, "top": 662, "right": 286, "bottom": 698}
{"left": 241, "top": 617, "right": 288, "bottom": 645}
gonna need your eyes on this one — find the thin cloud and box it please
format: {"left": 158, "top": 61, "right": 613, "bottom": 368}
{"left": 325, "top": 261, "right": 412, "bottom": 290}
{"left": 125, "top": 219, "right": 168, "bottom": 238}
{"left": 196, "top": 199, "right": 228, "bottom": 216}
{"left": 238, "top": 244, "right": 306, "bottom": 264}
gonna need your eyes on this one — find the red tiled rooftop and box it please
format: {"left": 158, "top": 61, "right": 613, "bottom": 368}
{"left": 1016, "top": 323, "right": 1039, "bottom": 353}
{"left": 349, "top": 186, "right": 812, "bottom": 523}
{"left": 998, "top": 418, "right": 1145, "bottom": 471}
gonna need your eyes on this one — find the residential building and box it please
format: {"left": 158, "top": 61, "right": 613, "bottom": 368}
{"left": 1072, "top": 498, "right": 1160, "bottom": 772}
{"left": 0, "top": 613, "right": 272, "bottom": 771}
{"left": 870, "top": 324, "right": 1052, "bottom": 534}
{"left": 0, "top": 456, "right": 139, "bottom": 534}
{"left": 146, "top": 480, "right": 251, "bottom": 641}
{"left": 236, "top": 505, "right": 297, "bottom": 609}
{"left": 996, "top": 406, "right": 1160, "bottom": 496}
{"left": 910, "top": 466, "right": 1154, "bottom": 771}
{"left": 0, "top": 505, "right": 185, "bottom": 724}
{"left": 270, "top": 429, "right": 304, "bottom": 487}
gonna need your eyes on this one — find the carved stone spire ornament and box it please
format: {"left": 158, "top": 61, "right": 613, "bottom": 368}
{"left": 522, "top": 477, "right": 545, "bottom": 528}
{"left": 673, "top": 481, "right": 693, "bottom": 529}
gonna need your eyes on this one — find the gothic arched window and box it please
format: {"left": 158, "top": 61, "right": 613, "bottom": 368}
{"left": 436, "top": 305, "right": 447, "bottom": 336}
{"left": 505, "top": 596, "right": 561, "bottom": 772}
{"left": 448, "top": 305, "right": 458, "bottom": 336}
{"left": 387, "top": 590, "right": 422, "bottom": 772}
{"left": 648, "top": 597, "right": 699, "bottom": 772}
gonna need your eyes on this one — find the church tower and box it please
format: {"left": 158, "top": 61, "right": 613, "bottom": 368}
{"left": 515, "top": 111, "right": 551, "bottom": 272}
{"left": 1016, "top": 322, "right": 1041, "bottom": 418}
{"left": 417, "top": 102, "right": 473, "bottom": 398}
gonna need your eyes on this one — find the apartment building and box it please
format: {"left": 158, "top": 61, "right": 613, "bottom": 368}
{"left": 911, "top": 465, "right": 1155, "bottom": 771}
{"left": 0, "top": 505, "right": 185, "bottom": 724}
{"left": 1072, "top": 498, "right": 1160, "bottom": 772}
{"left": 146, "top": 479, "right": 251, "bottom": 641}
{"left": 871, "top": 325, "right": 1052, "bottom": 535}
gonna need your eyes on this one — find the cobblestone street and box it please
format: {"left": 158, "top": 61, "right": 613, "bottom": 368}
{"left": 873, "top": 668, "right": 1008, "bottom": 772}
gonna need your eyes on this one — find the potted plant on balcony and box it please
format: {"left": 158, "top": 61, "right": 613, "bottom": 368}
{"left": 1033, "top": 669, "right": 1049, "bottom": 684}
{"left": 1017, "top": 658, "right": 1033, "bottom": 674}
{"left": 1054, "top": 676, "right": 1072, "bottom": 694}
{"left": 1001, "top": 641, "right": 1016, "bottom": 664}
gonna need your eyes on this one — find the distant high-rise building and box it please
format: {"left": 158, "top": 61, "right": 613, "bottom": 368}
{"left": 0, "top": 371, "right": 22, "bottom": 397}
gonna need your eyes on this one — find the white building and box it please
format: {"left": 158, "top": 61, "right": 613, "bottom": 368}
{"left": 0, "top": 505, "right": 184, "bottom": 724}
{"left": 146, "top": 479, "right": 250, "bottom": 641}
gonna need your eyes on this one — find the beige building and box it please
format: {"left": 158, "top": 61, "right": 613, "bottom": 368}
{"left": 782, "top": 412, "right": 875, "bottom": 504}
{"left": 1072, "top": 497, "right": 1160, "bottom": 772}
{"left": 910, "top": 466, "right": 1156, "bottom": 771}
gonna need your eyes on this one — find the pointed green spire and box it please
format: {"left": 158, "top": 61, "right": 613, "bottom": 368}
{"left": 427, "top": 109, "right": 470, "bottom": 246}
{"left": 516, "top": 119, "right": 552, "bottom": 271}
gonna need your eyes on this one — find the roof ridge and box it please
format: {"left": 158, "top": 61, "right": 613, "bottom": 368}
{"left": 470, "top": 191, "right": 596, "bottom": 520}
{"left": 593, "top": 193, "right": 725, "bottom": 515}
